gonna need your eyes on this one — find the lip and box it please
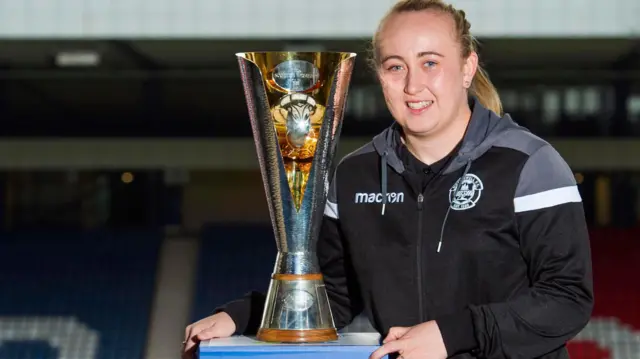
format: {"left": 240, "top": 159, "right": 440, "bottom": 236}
{"left": 406, "top": 100, "right": 433, "bottom": 115}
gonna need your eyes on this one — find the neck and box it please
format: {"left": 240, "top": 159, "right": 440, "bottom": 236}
{"left": 403, "top": 104, "right": 472, "bottom": 165}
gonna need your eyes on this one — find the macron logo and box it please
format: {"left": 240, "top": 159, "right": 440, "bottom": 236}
{"left": 354, "top": 192, "right": 405, "bottom": 204}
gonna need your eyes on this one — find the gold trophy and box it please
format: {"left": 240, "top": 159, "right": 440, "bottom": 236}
{"left": 235, "top": 52, "right": 356, "bottom": 343}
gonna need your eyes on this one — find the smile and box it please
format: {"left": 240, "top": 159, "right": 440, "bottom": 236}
{"left": 406, "top": 101, "right": 433, "bottom": 112}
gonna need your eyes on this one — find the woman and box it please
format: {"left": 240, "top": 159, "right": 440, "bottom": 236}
{"left": 183, "top": 0, "right": 594, "bottom": 358}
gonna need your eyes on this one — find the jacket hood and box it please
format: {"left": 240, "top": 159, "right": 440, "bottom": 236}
{"left": 369, "top": 97, "right": 525, "bottom": 252}
{"left": 372, "top": 96, "right": 524, "bottom": 176}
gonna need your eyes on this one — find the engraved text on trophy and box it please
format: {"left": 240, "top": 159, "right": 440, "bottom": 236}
{"left": 272, "top": 60, "right": 320, "bottom": 93}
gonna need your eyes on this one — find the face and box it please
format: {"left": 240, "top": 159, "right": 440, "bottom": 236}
{"left": 376, "top": 10, "right": 478, "bottom": 137}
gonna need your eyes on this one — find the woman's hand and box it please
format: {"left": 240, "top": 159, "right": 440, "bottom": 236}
{"left": 369, "top": 321, "right": 447, "bottom": 359}
{"left": 182, "top": 312, "right": 236, "bottom": 359}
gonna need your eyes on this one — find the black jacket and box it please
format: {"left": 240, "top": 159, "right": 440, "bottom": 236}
{"left": 217, "top": 98, "right": 594, "bottom": 359}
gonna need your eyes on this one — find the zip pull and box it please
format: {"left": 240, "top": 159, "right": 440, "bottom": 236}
{"left": 417, "top": 193, "right": 424, "bottom": 210}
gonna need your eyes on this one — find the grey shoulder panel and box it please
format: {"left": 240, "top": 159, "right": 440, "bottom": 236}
{"left": 514, "top": 143, "right": 577, "bottom": 198}
{"left": 492, "top": 128, "right": 580, "bottom": 213}
{"left": 491, "top": 128, "right": 548, "bottom": 157}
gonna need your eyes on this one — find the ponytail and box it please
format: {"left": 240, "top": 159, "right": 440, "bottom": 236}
{"left": 470, "top": 66, "right": 503, "bottom": 116}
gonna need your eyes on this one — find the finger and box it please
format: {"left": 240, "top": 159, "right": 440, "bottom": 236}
{"left": 182, "top": 330, "right": 197, "bottom": 359}
{"left": 183, "top": 324, "right": 211, "bottom": 355}
{"left": 183, "top": 335, "right": 198, "bottom": 357}
{"left": 184, "top": 325, "right": 192, "bottom": 343}
{"left": 383, "top": 327, "right": 410, "bottom": 343}
{"left": 370, "top": 340, "right": 404, "bottom": 359}
{"left": 182, "top": 324, "right": 222, "bottom": 359}
{"left": 183, "top": 326, "right": 194, "bottom": 352}
{"left": 196, "top": 323, "right": 223, "bottom": 341}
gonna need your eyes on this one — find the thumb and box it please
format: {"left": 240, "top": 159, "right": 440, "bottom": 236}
{"left": 383, "top": 326, "right": 411, "bottom": 343}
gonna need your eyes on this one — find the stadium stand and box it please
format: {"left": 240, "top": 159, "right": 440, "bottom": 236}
{"left": 190, "top": 224, "right": 277, "bottom": 323}
{"left": 0, "top": 230, "right": 163, "bottom": 359}
{"left": 0, "top": 224, "right": 638, "bottom": 359}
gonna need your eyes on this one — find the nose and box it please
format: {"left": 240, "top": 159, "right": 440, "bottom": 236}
{"left": 404, "top": 68, "right": 426, "bottom": 95}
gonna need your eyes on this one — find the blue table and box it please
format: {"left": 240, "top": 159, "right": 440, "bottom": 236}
{"left": 198, "top": 332, "right": 384, "bottom": 359}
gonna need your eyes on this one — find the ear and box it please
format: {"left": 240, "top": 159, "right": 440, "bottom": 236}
{"left": 463, "top": 51, "right": 479, "bottom": 88}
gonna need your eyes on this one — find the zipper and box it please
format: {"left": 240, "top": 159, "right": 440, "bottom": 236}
{"left": 416, "top": 193, "right": 425, "bottom": 322}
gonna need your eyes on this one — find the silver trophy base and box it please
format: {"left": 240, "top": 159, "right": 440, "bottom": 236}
{"left": 257, "top": 273, "right": 338, "bottom": 343}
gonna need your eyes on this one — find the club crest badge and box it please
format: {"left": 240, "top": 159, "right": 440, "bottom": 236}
{"left": 449, "top": 174, "right": 483, "bottom": 211}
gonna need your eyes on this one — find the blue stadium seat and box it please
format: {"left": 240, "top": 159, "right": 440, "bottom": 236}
{"left": 0, "top": 230, "right": 162, "bottom": 359}
{"left": 190, "top": 224, "right": 277, "bottom": 322}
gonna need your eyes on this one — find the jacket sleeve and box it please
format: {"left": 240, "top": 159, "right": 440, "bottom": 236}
{"left": 471, "top": 144, "right": 594, "bottom": 358}
{"left": 316, "top": 173, "right": 365, "bottom": 330}
{"left": 214, "top": 291, "right": 266, "bottom": 335}
{"left": 438, "top": 144, "right": 594, "bottom": 358}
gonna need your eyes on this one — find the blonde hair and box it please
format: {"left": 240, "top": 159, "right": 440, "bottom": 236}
{"left": 369, "top": 0, "right": 503, "bottom": 116}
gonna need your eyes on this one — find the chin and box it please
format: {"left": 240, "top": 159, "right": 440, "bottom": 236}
{"left": 406, "top": 126, "right": 437, "bottom": 137}
{"left": 402, "top": 116, "right": 439, "bottom": 136}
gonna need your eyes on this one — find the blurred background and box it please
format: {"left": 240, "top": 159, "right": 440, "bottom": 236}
{"left": 0, "top": 0, "right": 639, "bottom": 358}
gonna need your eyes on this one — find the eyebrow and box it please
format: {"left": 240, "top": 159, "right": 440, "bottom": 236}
{"left": 381, "top": 51, "right": 445, "bottom": 63}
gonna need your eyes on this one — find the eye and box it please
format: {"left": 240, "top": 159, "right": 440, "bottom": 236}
{"left": 386, "top": 64, "right": 404, "bottom": 72}
{"left": 424, "top": 61, "right": 437, "bottom": 68}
